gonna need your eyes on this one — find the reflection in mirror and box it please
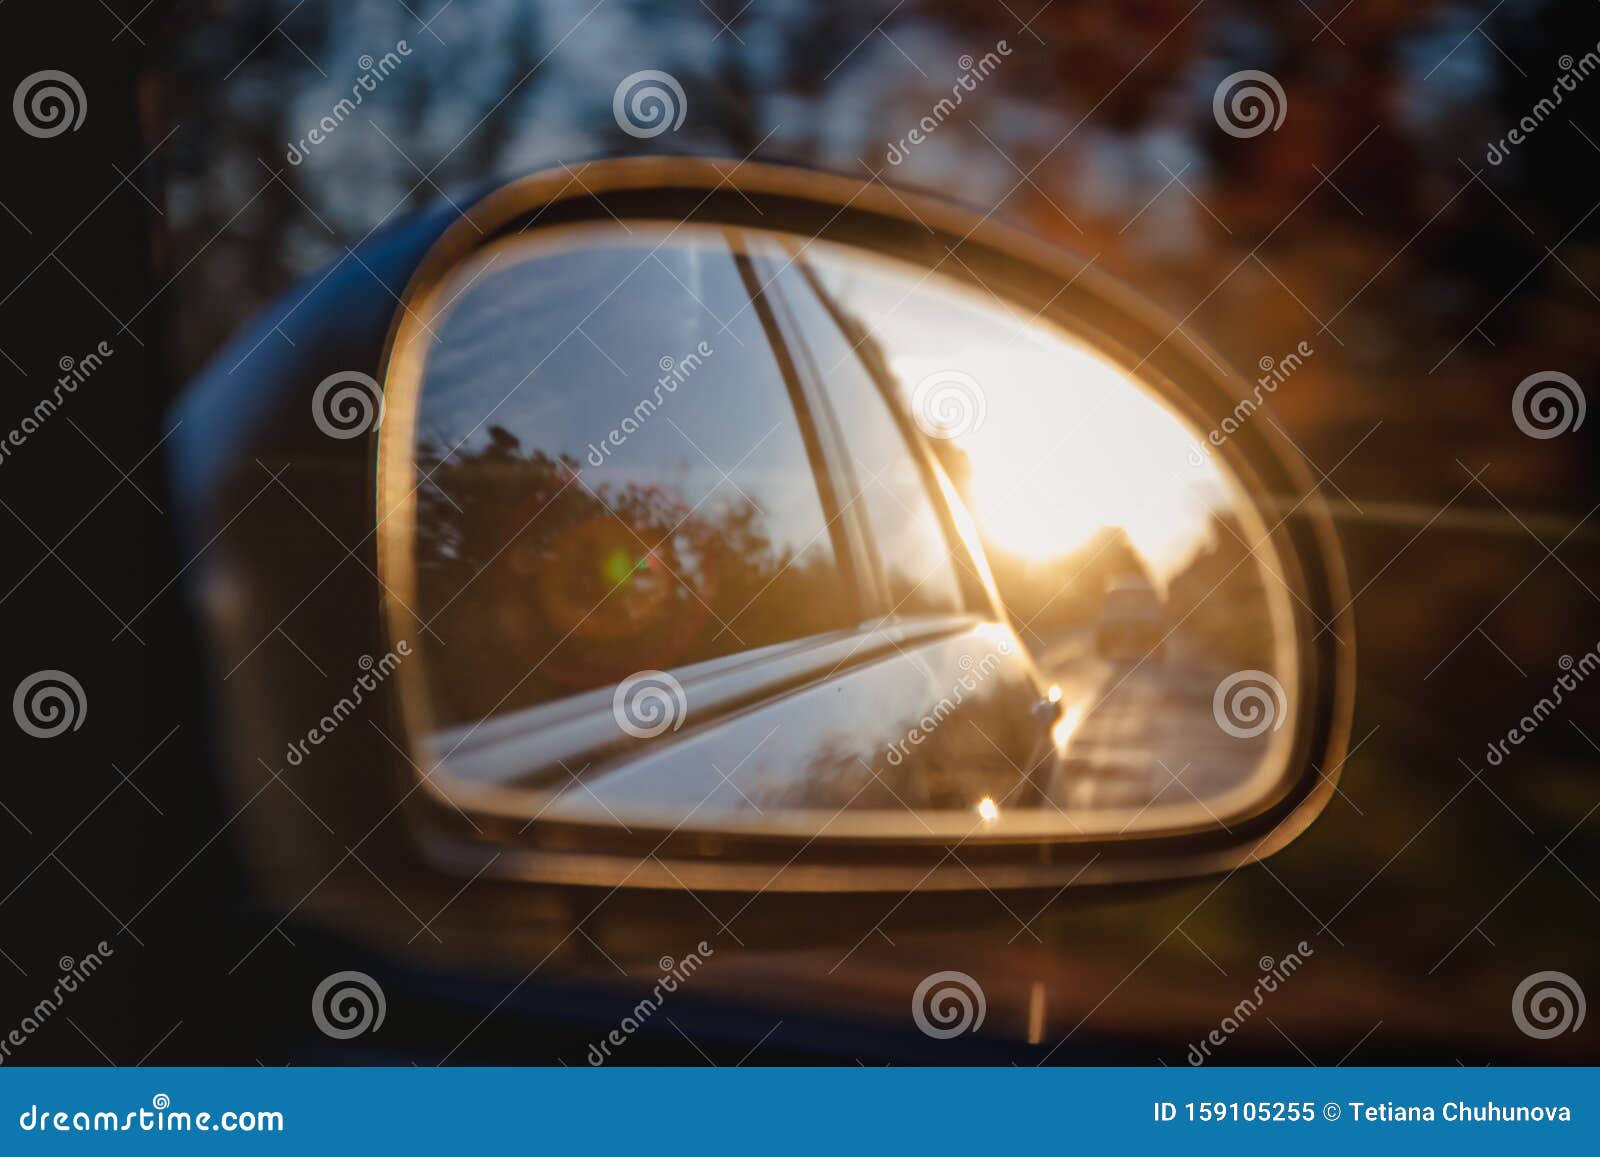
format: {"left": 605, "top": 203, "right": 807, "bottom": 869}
{"left": 801, "top": 239, "right": 1301, "bottom": 825}
{"left": 407, "top": 226, "right": 856, "bottom": 727}
{"left": 382, "top": 221, "right": 1302, "bottom": 839}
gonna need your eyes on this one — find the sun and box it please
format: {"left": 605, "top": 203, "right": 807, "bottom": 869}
{"left": 808, "top": 239, "right": 1233, "bottom": 580}
{"left": 890, "top": 334, "right": 1225, "bottom": 578}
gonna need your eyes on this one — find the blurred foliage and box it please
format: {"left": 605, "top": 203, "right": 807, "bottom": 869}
{"left": 154, "top": 0, "right": 1600, "bottom": 802}
{"left": 158, "top": 0, "right": 1597, "bottom": 511}
{"left": 414, "top": 427, "right": 846, "bottom": 724}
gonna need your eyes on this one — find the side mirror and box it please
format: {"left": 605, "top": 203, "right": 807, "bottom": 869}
{"left": 171, "top": 158, "right": 1352, "bottom": 940}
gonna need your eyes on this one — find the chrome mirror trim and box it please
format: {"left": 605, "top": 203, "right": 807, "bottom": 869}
{"left": 372, "top": 158, "right": 1356, "bottom": 892}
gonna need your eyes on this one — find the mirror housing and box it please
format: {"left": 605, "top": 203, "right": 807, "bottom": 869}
{"left": 170, "top": 158, "right": 1354, "bottom": 932}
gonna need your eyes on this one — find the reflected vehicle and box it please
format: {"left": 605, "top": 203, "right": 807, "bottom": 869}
{"left": 173, "top": 159, "right": 1350, "bottom": 911}
{"left": 1094, "top": 576, "right": 1166, "bottom": 663}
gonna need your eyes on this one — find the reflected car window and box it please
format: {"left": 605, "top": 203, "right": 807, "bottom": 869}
{"left": 772, "top": 260, "right": 967, "bottom": 618}
{"left": 408, "top": 224, "right": 854, "bottom": 727}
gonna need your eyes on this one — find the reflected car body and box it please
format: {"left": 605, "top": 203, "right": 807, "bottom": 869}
{"left": 388, "top": 223, "right": 1058, "bottom": 826}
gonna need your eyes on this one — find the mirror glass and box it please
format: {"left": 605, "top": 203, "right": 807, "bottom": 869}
{"left": 382, "top": 221, "right": 1302, "bottom": 838}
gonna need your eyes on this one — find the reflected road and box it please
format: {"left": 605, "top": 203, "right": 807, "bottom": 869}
{"left": 1032, "top": 628, "right": 1273, "bottom": 818}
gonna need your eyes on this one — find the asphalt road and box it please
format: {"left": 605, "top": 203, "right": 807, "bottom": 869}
{"left": 1031, "top": 627, "right": 1273, "bottom": 820}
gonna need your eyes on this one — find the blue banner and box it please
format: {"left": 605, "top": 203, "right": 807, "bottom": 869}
{"left": 1, "top": 1067, "right": 1595, "bottom": 1152}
